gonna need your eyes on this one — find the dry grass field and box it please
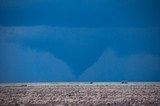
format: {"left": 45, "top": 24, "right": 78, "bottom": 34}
{"left": 0, "top": 82, "right": 160, "bottom": 106}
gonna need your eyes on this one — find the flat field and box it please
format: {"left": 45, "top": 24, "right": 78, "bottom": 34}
{"left": 0, "top": 82, "right": 160, "bottom": 106}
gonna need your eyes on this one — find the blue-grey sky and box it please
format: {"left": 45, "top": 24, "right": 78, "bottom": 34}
{"left": 0, "top": 0, "right": 160, "bottom": 82}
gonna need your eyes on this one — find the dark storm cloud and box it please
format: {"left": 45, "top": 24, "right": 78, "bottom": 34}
{"left": 0, "top": 0, "right": 160, "bottom": 27}
{"left": 1, "top": 26, "right": 160, "bottom": 76}
{"left": 0, "top": 0, "right": 160, "bottom": 82}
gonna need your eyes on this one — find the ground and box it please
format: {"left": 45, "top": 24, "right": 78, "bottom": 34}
{"left": 0, "top": 82, "right": 160, "bottom": 106}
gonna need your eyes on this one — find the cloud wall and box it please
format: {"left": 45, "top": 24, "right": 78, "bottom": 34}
{"left": 0, "top": 26, "right": 160, "bottom": 82}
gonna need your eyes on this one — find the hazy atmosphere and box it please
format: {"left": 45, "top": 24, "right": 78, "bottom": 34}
{"left": 0, "top": 0, "right": 160, "bottom": 82}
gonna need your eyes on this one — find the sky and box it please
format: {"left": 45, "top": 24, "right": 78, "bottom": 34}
{"left": 0, "top": 0, "right": 160, "bottom": 82}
